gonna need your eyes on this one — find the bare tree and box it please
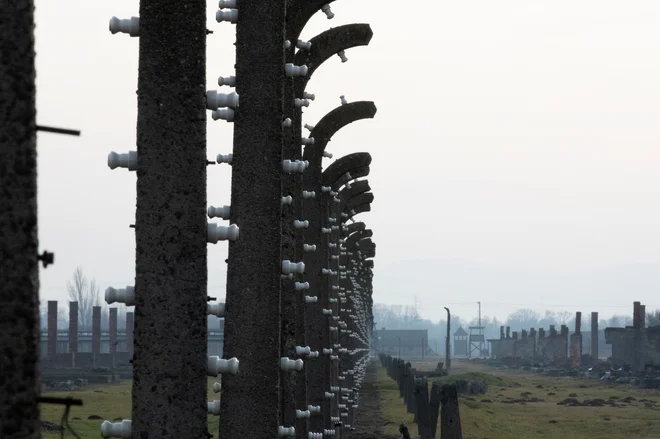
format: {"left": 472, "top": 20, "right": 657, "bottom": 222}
{"left": 67, "top": 266, "right": 101, "bottom": 330}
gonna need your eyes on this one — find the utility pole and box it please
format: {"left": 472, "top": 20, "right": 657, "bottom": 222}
{"left": 444, "top": 307, "right": 451, "bottom": 373}
{"left": 218, "top": 1, "right": 288, "bottom": 438}
{"left": 0, "top": 1, "right": 41, "bottom": 435}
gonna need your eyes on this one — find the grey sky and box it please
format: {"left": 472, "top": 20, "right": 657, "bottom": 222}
{"left": 35, "top": 1, "right": 660, "bottom": 323}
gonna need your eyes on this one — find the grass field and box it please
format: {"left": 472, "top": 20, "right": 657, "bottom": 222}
{"left": 40, "top": 378, "right": 221, "bottom": 438}
{"left": 379, "top": 358, "right": 660, "bottom": 439}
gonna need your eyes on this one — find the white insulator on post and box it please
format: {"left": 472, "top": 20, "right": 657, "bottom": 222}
{"left": 296, "top": 39, "right": 312, "bottom": 50}
{"left": 293, "top": 220, "right": 309, "bottom": 229}
{"left": 217, "top": 153, "right": 233, "bottom": 164}
{"left": 322, "top": 309, "right": 332, "bottom": 315}
{"left": 295, "top": 346, "right": 312, "bottom": 355}
{"left": 281, "top": 195, "right": 293, "bottom": 205}
{"left": 295, "top": 282, "right": 310, "bottom": 291}
{"left": 217, "top": 75, "right": 236, "bottom": 86}
{"left": 305, "top": 295, "right": 318, "bottom": 303}
{"left": 105, "top": 286, "right": 135, "bottom": 307}
{"left": 207, "top": 302, "right": 226, "bottom": 317}
{"left": 294, "top": 98, "right": 310, "bottom": 108}
{"left": 280, "top": 357, "right": 304, "bottom": 372}
{"left": 321, "top": 186, "right": 331, "bottom": 192}
{"left": 309, "top": 433, "right": 323, "bottom": 439}
{"left": 324, "top": 429, "right": 336, "bottom": 436}
{"left": 109, "top": 17, "right": 139, "bottom": 37}
{"left": 208, "top": 223, "right": 239, "bottom": 243}
{"left": 308, "top": 405, "right": 321, "bottom": 413}
{"left": 322, "top": 348, "right": 333, "bottom": 355}
{"left": 101, "top": 420, "right": 132, "bottom": 438}
{"left": 206, "top": 91, "right": 239, "bottom": 110}
{"left": 337, "top": 50, "right": 348, "bottom": 63}
{"left": 301, "top": 137, "right": 315, "bottom": 146}
{"left": 324, "top": 392, "right": 335, "bottom": 399}
{"left": 216, "top": 8, "right": 238, "bottom": 23}
{"left": 218, "top": 0, "right": 237, "bottom": 8}
{"left": 108, "top": 151, "right": 137, "bottom": 171}
{"left": 302, "top": 191, "right": 316, "bottom": 199}
{"left": 303, "top": 92, "right": 315, "bottom": 101}
{"left": 278, "top": 426, "right": 296, "bottom": 437}
{"left": 321, "top": 228, "right": 331, "bottom": 234}
{"left": 282, "top": 260, "right": 305, "bottom": 274}
{"left": 208, "top": 400, "right": 221, "bottom": 415}
{"left": 212, "top": 382, "right": 222, "bottom": 393}
{"left": 340, "top": 95, "right": 347, "bottom": 105}
{"left": 282, "top": 159, "right": 306, "bottom": 174}
{"left": 212, "top": 108, "right": 235, "bottom": 122}
{"left": 208, "top": 205, "right": 231, "bottom": 220}
{"left": 303, "top": 244, "right": 316, "bottom": 252}
{"left": 309, "top": 351, "right": 319, "bottom": 358}
{"left": 282, "top": 117, "right": 292, "bottom": 128}
{"left": 207, "top": 356, "right": 239, "bottom": 376}
{"left": 323, "top": 151, "right": 333, "bottom": 158}
{"left": 321, "top": 4, "right": 334, "bottom": 19}
{"left": 297, "top": 410, "right": 311, "bottom": 419}
{"left": 304, "top": 123, "right": 315, "bottom": 131}
{"left": 285, "top": 63, "right": 308, "bottom": 77}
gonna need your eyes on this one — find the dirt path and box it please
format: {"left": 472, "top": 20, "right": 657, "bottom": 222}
{"left": 343, "top": 359, "right": 398, "bottom": 439}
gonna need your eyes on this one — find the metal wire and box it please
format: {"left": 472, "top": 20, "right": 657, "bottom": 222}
{"left": 38, "top": 396, "right": 83, "bottom": 439}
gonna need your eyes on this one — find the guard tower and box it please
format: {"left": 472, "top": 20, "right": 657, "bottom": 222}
{"left": 468, "top": 301, "right": 487, "bottom": 357}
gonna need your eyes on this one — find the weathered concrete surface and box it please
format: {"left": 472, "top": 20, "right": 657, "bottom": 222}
{"left": 219, "top": 2, "right": 286, "bottom": 438}
{"left": 69, "top": 302, "right": 78, "bottom": 354}
{"left": 48, "top": 301, "right": 57, "bottom": 358}
{"left": 126, "top": 312, "right": 134, "bottom": 359}
{"left": 92, "top": 306, "right": 101, "bottom": 364}
{"left": 0, "top": 1, "right": 40, "bottom": 435}
{"left": 132, "top": 0, "right": 208, "bottom": 437}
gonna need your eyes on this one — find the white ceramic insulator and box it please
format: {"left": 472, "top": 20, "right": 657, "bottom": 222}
{"left": 284, "top": 39, "right": 292, "bottom": 48}
{"left": 282, "top": 159, "right": 306, "bottom": 174}
{"left": 208, "top": 205, "right": 231, "bottom": 219}
{"left": 295, "top": 282, "right": 310, "bottom": 291}
{"left": 321, "top": 186, "right": 331, "bottom": 192}
{"left": 280, "top": 357, "right": 304, "bottom": 372}
{"left": 305, "top": 296, "right": 318, "bottom": 303}
{"left": 212, "top": 108, "right": 235, "bottom": 122}
{"left": 108, "top": 151, "right": 137, "bottom": 171}
{"left": 331, "top": 225, "right": 339, "bottom": 231}
{"left": 332, "top": 286, "right": 339, "bottom": 291}
{"left": 294, "top": 220, "right": 309, "bottom": 229}
{"left": 217, "top": 75, "right": 236, "bottom": 86}
{"left": 285, "top": 63, "right": 309, "bottom": 77}
{"left": 207, "top": 91, "right": 239, "bottom": 110}
{"left": 217, "top": 153, "right": 233, "bottom": 164}
{"left": 321, "top": 228, "right": 331, "bottom": 234}
{"left": 295, "top": 346, "right": 312, "bottom": 355}
{"left": 296, "top": 39, "right": 312, "bottom": 50}
{"left": 322, "top": 309, "right": 332, "bottom": 315}
{"left": 331, "top": 417, "right": 340, "bottom": 423}
{"left": 324, "top": 430, "right": 336, "bottom": 436}
{"left": 282, "top": 196, "right": 293, "bottom": 205}
{"left": 208, "top": 356, "right": 239, "bottom": 376}
{"left": 101, "top": 419, "right": 132, "bottom": 438}
{"left": 331, "top": 255, "right": 339, "bottom": 260}
{"left": 309, "top": 433, "right": 323, "bottom": 439}
{"left": 328, "top": 217, "right": 337, "bottom": 223}
{"left": 340, "top": 95, "right": 348, "bottom": 105}
{"left": 219, "top": 0, "right": 237, "bottom": 8}
{"left": 303, "top": 92, "right": 315, "bottom": 100}
{"left": 302, "top": 191, "right": 316, "bottom": 199}
{"left": 109, "top": 17, "right": 139, "bottom": 37}
{"left": 309, "top": 351, "right": 319, "bottom": 358}
{"left": 341, "top": 412, "right": 348, "bottom": 417}
{"left": 208, "top": 223, "right": 240, "bottom": 243}
{"left": 308, "top": 405, "right": 321, "bottom": 413}
{"left": 330, "top": 327, "right": 338, "bottom": 332}
{"left": 338, "top": 265, "right": 345, "bottom": 269}
{"left": 325, "top": 392, "right": 335, "bottom": 399}
{"left": 330, "top": 191, "right": 338, "bottom": 196}
{"left": 278, "top": 426, "right": 296, "bottom": 437}
{"left": 323, "top": 151, "right": 333, "bottom": 158}
{"left": 321, "top": 4, "right": 334, "bottom": 19}
{"left": 208, "top": 400, "right": 221, "bottom": 415}
{"left": 304, "top": 123, "right": 315, "bottom": 131}
{"left": 282, "top": 260, "right": 305, "bottom": 275}
{"left": 301, "top": 137, "right": 315, "bottom": 145}
{"left": 332, "top": 316, "right": 339, "bottom": 320}
{"left": 333, "top": 345, "right": 341, "bottom": 349}
{"left": 281, "top": 273, "right": 293, "bottom": 280}
{"left": 105, "top": 286, "right": 135, "bottom": 307}
{"left": 329, "top": 298, "right": 337, "bottom": 303}
{"left": 216, "top": 8, "right": 238, "bottom": 23}
{"left": 303, "top": 244, "right": 316, "bottom": 252}
{"left": 330, "top": 386, "right": 340, "bottom": 391}
{"left": 212, "top": 382, "right": 222, "bottom": 393}
{"left": 352, "top": 405, "right": 358, "bottom": 409}
{"left": 296, "top": 410, "right": 311, "bottom": 419}
{"left": 350, "top": 209, "right": 356, "bottom": 216}
{"left": 294, "top": 98, "right": 310, "bottom": 108}
{"left": 282, "top": 118, "right": 292, "bottom": 128}
{"left": 338, "top": 404, "right": 346, "bottom": 409}
{"left": 207, "top": 302, "right": 226, "bottom": 317}
{"left": 323, "top": 348, "right": 332, "bottom": 355}
{"left": 337, "top": 50, "right": 348, "bottom": 63}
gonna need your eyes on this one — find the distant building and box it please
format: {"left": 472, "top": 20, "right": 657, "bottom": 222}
{"left": 454, "top": 327, "right": 468, "bottom": 356}
{"left": 373, "top": 329, "right": 430, "bottom": 357}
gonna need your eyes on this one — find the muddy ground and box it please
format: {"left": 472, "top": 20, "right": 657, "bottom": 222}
{"left": 344, "top": 360, "right": 399, "bottom": 439}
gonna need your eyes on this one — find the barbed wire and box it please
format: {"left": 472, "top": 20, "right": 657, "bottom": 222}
{"left": 38, "top": 396, "right": 83, "bottom": 439}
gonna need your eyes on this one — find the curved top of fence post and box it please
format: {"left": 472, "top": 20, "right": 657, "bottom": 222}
{"left": 321, "top": 153, "right": 371, "bottom": 187}
{"left": 286, "top": 0, "right": 338, "bottom": 42}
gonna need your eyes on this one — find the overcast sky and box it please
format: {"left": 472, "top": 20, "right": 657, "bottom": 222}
{"left": 34, "top": 1, "right": 660, "bottom": 323}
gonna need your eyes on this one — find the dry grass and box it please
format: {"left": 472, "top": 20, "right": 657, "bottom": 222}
{"left": 40, "top": 377, "right": 221, "bottom": 438}
{"left": 379, "top": 358, "right": 660, "bottom": 439}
